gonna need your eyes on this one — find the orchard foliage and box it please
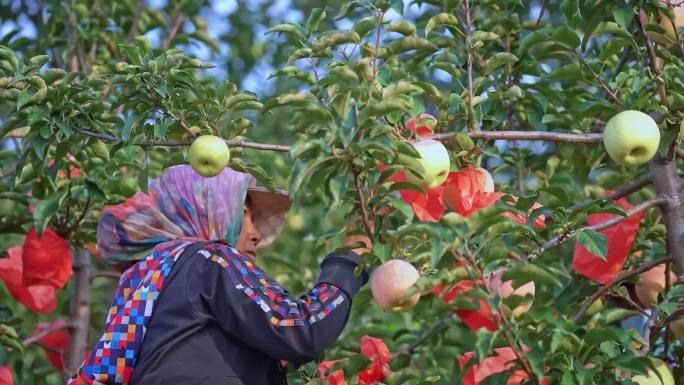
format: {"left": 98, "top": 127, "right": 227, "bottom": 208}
{"left": 2, "top": 0, "right": 684, "bottom": 384}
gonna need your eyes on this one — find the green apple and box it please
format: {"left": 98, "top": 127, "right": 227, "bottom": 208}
{"left": 405, "top": 139, "right": 450, "bottom": 189}
{"left": 586, "top": 298, "right": 605, "bottom": 316}
{"left": 187, "top": 135, "right": 231, "bottom": 177}
{"left": 632, "top": 358, "right": 674, "bottom": 385}
{"left": 89, "top": 139, "right": 110, "bottom": 161}
{"left": 603, "top": 110, "right": 660, "bottom": 166}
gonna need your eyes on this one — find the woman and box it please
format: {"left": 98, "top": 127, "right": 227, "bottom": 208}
{"left": 68, "top": 165, "right": 370, "bottom": 385}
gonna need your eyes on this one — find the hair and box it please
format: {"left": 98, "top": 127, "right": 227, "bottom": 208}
{"left": 245, "top": 194, "right": 252, "bottom": 208}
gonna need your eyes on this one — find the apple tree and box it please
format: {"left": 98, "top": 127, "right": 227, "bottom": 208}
{"left": 3, "top": 0, "right": 684, "bottom": 385}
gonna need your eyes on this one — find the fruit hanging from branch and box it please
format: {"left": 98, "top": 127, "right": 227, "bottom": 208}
{"left": 485, "top": 269, "right": 535, "bottom": 318}
{"left": 187, "top": 135, "right": 231, "bottom": 177}
{"left": 631, "top": 358, "right": 674, "bottom": 385}
{"left": 634, "top": 264, "right": 675, "bottom": 308}
{"left": 602, "top": 110, "right": 660, "bottom": 167}
{"left": 370, "top": 259, "right": 420, "bottom": 312}
{"left": 404, "top": 139, "right": 450, "bottom": 189}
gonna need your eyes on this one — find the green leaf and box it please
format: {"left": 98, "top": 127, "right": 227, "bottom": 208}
{"left": 266, "top": 23, "right": 303, "bottom": 40}
{"left": 315, "top": 31, "right": 361, "bottom": 51}
{"left": 381, "top": 36, "right": 438, "bottom": 58}
{"left": 33, "top": 192, "right": 62, "bottom": 236}
{"left": 334, "top": 1, "right": 361, "bottom": 20}
{"left": 582, "top": 22, "right": 635, "bottom": 51}
{"left": 502, "top": 264, "right": 562, "bottom": 287}
{"left": 425, "top": 13, "right": 463, "bottom": 37}
{"left": 560, "top": 0, "right": 581, "bottom": 28}
{"left": 483, "top": 52, "right": 518, "bottom": 73}
{"left": 576, "top": 229, "right": 608, "bottom": 260}
{"left": 306, "top": 8, "right": 326, "bottom": 35}
{"left": 386, "top": 196, "right": 414, "bottom": 222}
{"left": 516, "top": 27, "right": 552, "bottom": 56}
{"left": 552, "top": 26, "right": 580, "bottom": 50}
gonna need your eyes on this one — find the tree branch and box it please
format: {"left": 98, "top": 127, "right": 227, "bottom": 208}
{"left": 395, "top": 314, "right": 453, "bottom": 357}
{"left": 65, "top": 248, "right": 92, "bottom": 373}
{"left": 649, "top": 155, "right": 684, "bottom": 278}
{"left": 636, "top": 12, "right": 669, "bottom": 105}
{"left": 540, "top": 197, "right": 667, "bottom": 255}
{"left": 128, "top": 0, "right": 146, "bottom": 42}
{"left": 90, "top": 271, "right": 122, "bottom": 282}
{"left": 576, "top": 53, "right": 625, "bottom": 107}
{"left": 162, "top": 11, "right": 183, "bottom": 50}
{"left": 365, "top": 9, "right": 384, "bottom": 107}
{"left": 22, "top": 321, "right": 72, "bottom": 347}
{"left": 435, "top": 130, "right": 603, "bottom": 144}
{"left": 353, "top": 167, "right": 375, "bottom": 243}
{"left": 568, "top": 174, "right": 652, "bottom": 212}
{"left": 535, "top": 0, "right": 550, "bottom": 28}
{"left": 464, "top": 0, "right": 479, "bottom": 132}
{"left": 72, "top": 126, "right": 290, "bottom": 152}
{"left": 571, "top": 257, "right": 672, "bottom": 322}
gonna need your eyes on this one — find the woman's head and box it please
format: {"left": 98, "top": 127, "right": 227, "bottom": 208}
{"left": 98, "top": 165, "right": 256, "bottom": 262}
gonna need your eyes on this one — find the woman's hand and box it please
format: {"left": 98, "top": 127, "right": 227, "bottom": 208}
{"left": 343, "top": 216, "right": 373, "bottom": 256}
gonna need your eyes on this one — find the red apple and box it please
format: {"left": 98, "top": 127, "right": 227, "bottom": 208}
{"left": 486, "top": 269, "right": 535, "bottom": 318}
{"left": 371, "top": 259, "right": 421, "bottom": 312}
{"left": 635, "top": 264, "right": 675, "bottom": 308}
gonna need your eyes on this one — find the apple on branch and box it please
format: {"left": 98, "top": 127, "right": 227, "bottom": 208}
{"left": 370, "top": 259, "right": 420, "bottom": 312}
{"left": 634, "top": 264, "right": 675, "bottom": 308}
{"left": 631, "top": 358, "right": 674, "bottom": 385}
{"left": 602, "top": 110, "right": 660, "bottom": 167}
{"left": 187, "top": 135, "right": 231, "bottom": 177}
{"left": 404, "top": 139, "right": 451, "bottom": 189}
{"left": 485, "top": 269, "right": 535, "bottom": 318}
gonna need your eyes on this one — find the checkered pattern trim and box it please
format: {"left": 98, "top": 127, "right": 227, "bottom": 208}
{"left": 67, "top": 241, "right": 190, "bottom": 385}
{"left": 202, "top": 243, "right": 345, "bottom": 327}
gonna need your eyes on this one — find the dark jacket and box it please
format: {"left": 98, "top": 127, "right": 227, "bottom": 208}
{"left": 129, "top": 241, "right": 368, "bottom": 385}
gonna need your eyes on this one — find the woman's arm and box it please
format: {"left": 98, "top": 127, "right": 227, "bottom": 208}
{"left": 186, "top": 242, "right": 368, "bottom": 364}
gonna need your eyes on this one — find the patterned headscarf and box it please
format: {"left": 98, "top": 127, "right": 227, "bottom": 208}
{"left": 97, "top": 165, "right": 255, "bottom": 262}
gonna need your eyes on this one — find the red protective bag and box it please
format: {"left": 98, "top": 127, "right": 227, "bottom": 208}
{"left": 0, "top": 366, "right": 13, "bottom": 385}
{"left": 572, "top": 197, "right": 645, "bottom": 284}
{"left": 433, "top": 280, "right": 498, "bottom": 332}
{"left": 22, "top": 227, "right": 73, "bottom": 289}
{"left": 0, "top": 246, "right": 56, "bottom": 313}
{"left": 32, "top": 319, "right": 70, "bottom": 371}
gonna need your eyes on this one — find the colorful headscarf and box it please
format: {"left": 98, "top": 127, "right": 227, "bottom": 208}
{"left": 97, "top": 165, "right": 255, "bottom": 262}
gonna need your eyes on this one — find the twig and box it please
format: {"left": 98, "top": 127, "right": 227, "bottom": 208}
{"left": 576, "top": 54, "right": 625, "bottom": 107}
{"left": 540, "top": 197, "right": 667, "bottom": 254}
{"left": 165, "top": 110, "right": 197, "bottom": 139}
{"left": 535, "top": 0, "right": 550, "bottom": 28}
{"left": 571, "top": 257, "right": 672, "bottom": 322}
{"left": 90, "top": 271, "right": 122, "bottom": 282}
{"left": 353, "top": 167, "right": 375, "bottom": 243}
{"left": 162, "top": 11, "right": 183, "bottom": 49}
{"left": 395, "top": 315, "right": 452, "bottom": 357}
{"left": 366, "top": 10, "right": 384, "bottom": 107}
{"left": 636, "top": 13, "right": 669, "bottom": 105}
{"left": 568, "top": 175, "right": 652, "bottom": 212}
{"left": 464, "top": 0, "right": 479, "bottom": 132}
{"left": 128, "top": 0, "right": 146, "bottom": 42}
{"left": 22, "top": 321, "right": 71, "bottom": 347}
{"left": 641, "top": 307, "right": 662, "bottom": 354}
{"left": 613, "top": 46, "right": 632, "bottom": 80}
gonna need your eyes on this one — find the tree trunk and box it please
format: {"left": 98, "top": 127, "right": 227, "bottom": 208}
{"left": 65, "top": 248, "right": 92, "bottom": 374}
{"left": 649, "top": 155, "right": 684, "bottom": 278}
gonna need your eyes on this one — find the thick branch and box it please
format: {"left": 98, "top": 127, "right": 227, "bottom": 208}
{"left": 541, "top": 197, "right": 667, "bottom": 254}
{"left": 649, "top": 156, "right": 684, "bottom": 278}
{"left": 568, "top": 174, "right": 652, "bottom": 212}
{"left": 72, "top": 126, "right": 290, "bottom": 152}
{"left": 571, "top": 257, "right": 672, "bottom": 322}
{"left": 435, "top": 130, "right": 603, "bottom": 144}
{"left": 65, "top": 248, "right": 92, "bottom": 373}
